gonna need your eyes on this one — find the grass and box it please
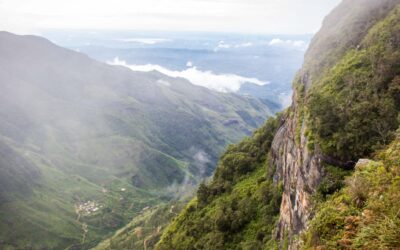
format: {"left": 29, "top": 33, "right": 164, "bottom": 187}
{"left": 157, "top": 166, "right": 282, "bottom": 250}
{"left": 93, "top": 201, "right": 187, "bottom": 250}
{"left": 301, "top": 135, "right": 400, "bottom": 249}
{"left": 0, "top": 139, "right": 167, "bottom": 249}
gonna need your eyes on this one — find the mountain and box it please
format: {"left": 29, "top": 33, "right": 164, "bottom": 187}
{"left": 44, "top": 31, "right": 310, "bottom": 107}
{"left": 0, "top": 31, "right": 273, "bottom": 249}
{"left": 156, "top": 0, "right": 400, "bottom": 249}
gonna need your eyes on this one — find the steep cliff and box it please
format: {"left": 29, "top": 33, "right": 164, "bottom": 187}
{"left": 273, "top": 0, "right": 400, "bottom": 245}
{"left": 157, "top": 0, "right": 400, "bottom": 249}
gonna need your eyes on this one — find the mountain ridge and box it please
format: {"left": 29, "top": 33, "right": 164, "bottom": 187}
{"left": 0, "top": 31, "right": 273, "bottom": 249}
{"left": 156, "top": 0, "right": 400, "bottom": 249}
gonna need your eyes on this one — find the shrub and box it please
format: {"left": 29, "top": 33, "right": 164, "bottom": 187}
{"left": 345, "top": 174, "right": 369, "bottom": 208}
{"left": 306, "top": 5, "right": 400, "bottom": 162}
{"left": 301, "top": 135, "right": 400, "bottom": 249}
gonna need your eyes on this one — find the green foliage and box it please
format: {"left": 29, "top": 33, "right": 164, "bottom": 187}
{"left": 157, "top": 3, "right": 400, "bottom": 250}
{"left": 93, "top": 202, "right": 186, "bottom": 250}
{"left": 282, "top": 231, "right": 289, "bottom": 250}
{"left": 306, "top": 5, "right": 400, "bottom": 161}
{"left": 301, "top": 8, "right": 400, "bottom": 248}
{"left": 301, "top": 135, "right": 400, "bottom": 249}
{"left": 302, "top": 0, "right": 400, "bottom": 84}
{"left": 157, "top": 167, "right": 283, "bottom": 250}
{"left": 293, "top": 78, "right": 306, "bottom": 145}
{"left": 205, "top": 114, "right": 283, "bottom": 203}
{"left": 197, "top": 182, "right": 211, "bottom": 206}
{"left": 157, "top": 116, "right": 284, "bottom": 250}
{"left": 316, "top": 165, "right": 352, "bottom": 200}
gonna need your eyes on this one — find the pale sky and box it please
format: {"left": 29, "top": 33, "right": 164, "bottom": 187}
{"left": 0, "top": 0, "right": 342, "bottom": 35}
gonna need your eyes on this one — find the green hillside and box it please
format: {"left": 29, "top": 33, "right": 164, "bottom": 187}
{"left": 96, "top": 115, "right": 283, "bottom": 250}
{"left": 156, "top": 115, "right": 284, "bottom": 249}
{"left": 93, "top": 202, "right": 187, "bottom": 250}
{"left": 157, "top": 1, "right": 400, "bottom": 249}
{"left": 3, "top": 0, "right": 400, "bottom": 249}
{"left": 305, "top": 3, "right": 400, "bottom": 161}
{"left": 300, "top": 4, "right": 400, "bottom": 249}
{"left": 0, "top": 32, "right": 273, "bottom": 249}
{"left": 301, "top": 133, "right": 400, "bottom": 249}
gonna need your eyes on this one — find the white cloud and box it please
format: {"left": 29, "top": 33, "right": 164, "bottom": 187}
{"left": 292, "top": 40, "right": 306, "bottom": 47}
{"left": 115, "top": 38, "right": 172, "bottom": 45}
{"left": 268, "top": 38, "right": 308, "bottom": 50}
{"left": 235, "top": 42, "right": 253, "bottom": 48}
{"left": 109, "top": 57, "right": 268, "bottom": 93}
{"left": 218, "top": 44, "right": 231, "bottom": 49}
{"left": 214, "top": 41, "right": 253, "bottom": 52}
{"left": 269, "top": 38, "right": 303, "bottom": 46}
{"left": 279, "top": 92, "right": 293, "bottom": 108}
{"left": 186, "top": 61, "right": 193, "bottom": 67}
{"left": 214, "top": 41, "right": 231, "bottom": 51}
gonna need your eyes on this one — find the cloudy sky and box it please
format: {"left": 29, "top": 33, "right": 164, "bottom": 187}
{"left": 0, "top": 0, "right": 341, "bottom": 34}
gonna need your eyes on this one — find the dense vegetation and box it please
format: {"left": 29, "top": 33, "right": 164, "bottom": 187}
{"left": 301, "top": 133, "right": 400, "bottom": 249}
{"left": 302, "top": 1, "right": 400, "bottom": 84}
{"left": 157, "top": 115, "right": 284, "bottom": 249}
{"left": 94, "top": 202, "right": 186, "bottom": 250}
{"left": 157, "top": 2, "right": 400, "bottom": 249}
{"left": 299, "top": 4, "right": 400, "bottom": 249}
{"left": 306, "top": 4, "right": 400, "bottom": 162}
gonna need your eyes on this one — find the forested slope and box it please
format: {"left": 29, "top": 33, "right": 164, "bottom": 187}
{"left": 157, "top": 1, "right": 400, "bottom": 249}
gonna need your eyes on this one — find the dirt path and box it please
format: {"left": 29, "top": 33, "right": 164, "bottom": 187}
{"left": 81, "top": 223, "right": 88, "bottom": 244}
{"left": 75, "top": 205, "right": 88, "bottom": 244}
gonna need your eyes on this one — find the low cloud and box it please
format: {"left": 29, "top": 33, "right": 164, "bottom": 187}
{"left": 214, "top": 41, "right": 253, "bottom": 52}
{"left": 214, "top": 40, "right": 231, "bottom": 51}
{"left": 115, "top": 38, "right": 172, "bottom": 45}
{"left": 164, "top": 147, "right": 211, "bottom": 199}
{"left": 236, "top": 42, "right": 253, "bottom": 48}
{"left": 268, "top": 38, "right": 308, "bottom": 50}
{"left": 109, "top": 57, "right": 268, "bottom": 93}
{"left": 279, "top": 91, "right": 293, "bottom": 108}
{"left": 193, "top": 149, "right": 211, "bottom": 177}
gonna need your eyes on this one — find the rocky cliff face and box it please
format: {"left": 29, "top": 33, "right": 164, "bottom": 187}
{"left": 155, "top": 1, "right": 400, "bottom": 249}
{"left": 271, "top": 89, "right": 323, "bottom": 242}
{"left": 270, "top": 0, "right": 400, "bottom": 247}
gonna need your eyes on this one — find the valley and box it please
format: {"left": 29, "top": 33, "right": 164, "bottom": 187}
{"left": 0, "top": 31, "right": 273, "bottom": 249}
{"left": 2, "top": 0, "right": 400, "bottom": 249}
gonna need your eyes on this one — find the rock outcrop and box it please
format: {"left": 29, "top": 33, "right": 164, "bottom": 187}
{"left": 155, "top": 1, "right": 400, "bottom": 249}
{"left": 271, "top": 90, "right": 323, "bottom": 241}
{"left": 270, "top": 0, "right": 400, "bottom": 247}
